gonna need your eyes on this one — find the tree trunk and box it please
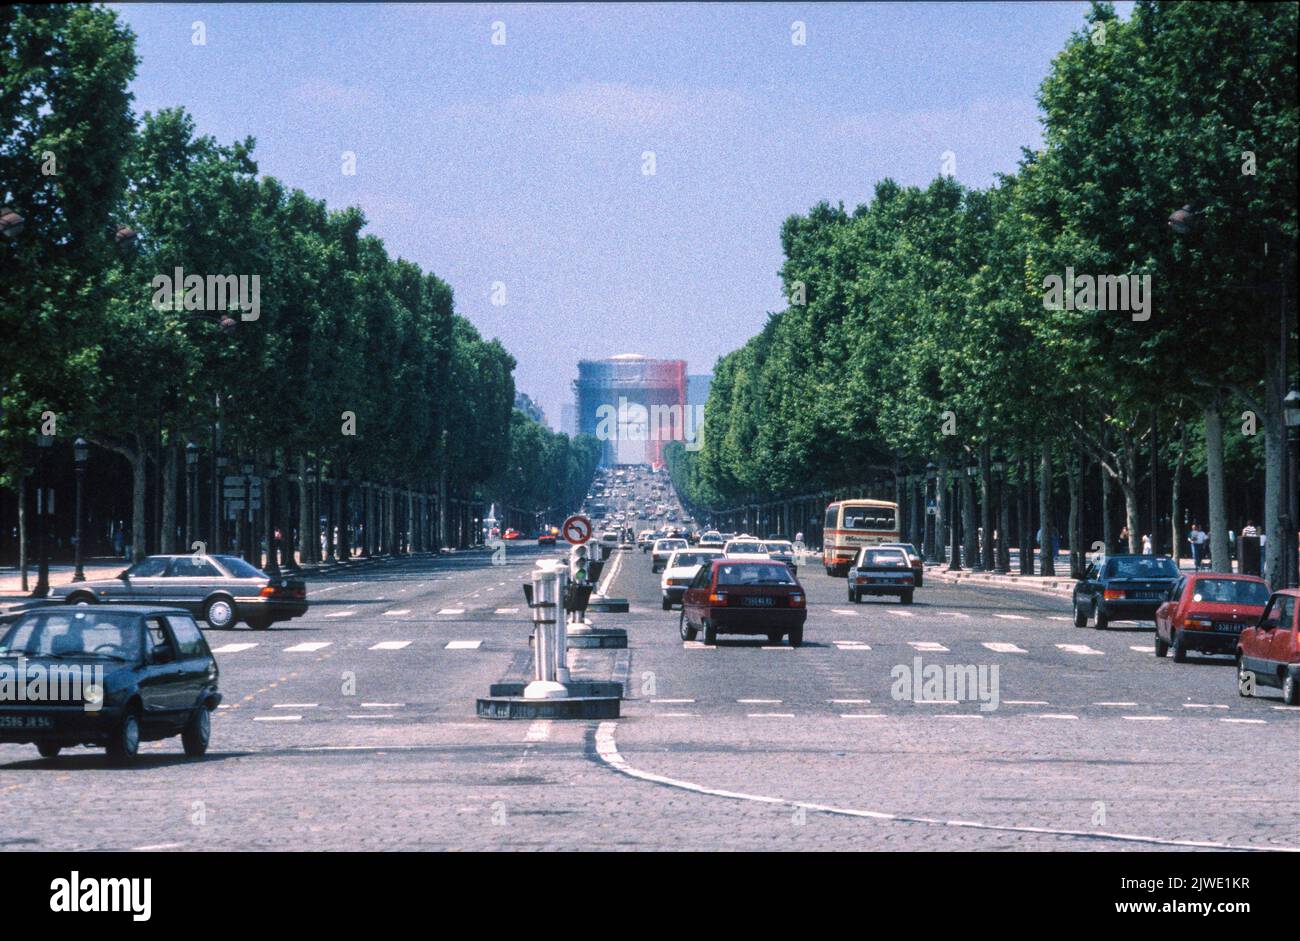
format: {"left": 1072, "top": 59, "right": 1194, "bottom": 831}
{"left": 130, "top": 442, "right": 147, "bottom": 562}
{"left": 297, "top": 454, "right": 311, "bottom": 566}
{"left": 18, "top": 473, "right": 28, "bottom": 591}
{"left": 1067, "top": 447, "right": 1082, "bottom": 578}
{"left": 961, "top": 466, "right": 976, "bottom": 566}
{"left": 1039, "top": 442, "right": 1055, "bottom": 576}
{"left": 1101, "top": 462, "right": 1113, "bottom": 553}
{"left": 1018, "top": 456, "right": 1032, "bottom": 575}
{"left": 160, "top": 442, "right": 178, "bottom": 554}
{"left": 979, "top": 444, "right": 994, "bottom": 571}
{"left": 935, "top": 458, "right": 948, "bottom": 565}
{"left": 1263, "top": 342, "right": 1285, "bottom": 587}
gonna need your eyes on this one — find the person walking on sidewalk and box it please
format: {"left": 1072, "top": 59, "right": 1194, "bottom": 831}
{"left": 1189, "top": 523, "right": 1208, "bottom": 571}
{"left": 1118, "top": 526, "right": 1130, "bottom": 553}
{"left": 1142, "top": 533, "right": 1152, "bottom": 555}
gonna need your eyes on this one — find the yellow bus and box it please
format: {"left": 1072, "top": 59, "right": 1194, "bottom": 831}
{"left": 822, "top": 499, "right": 900, "bottom": 576}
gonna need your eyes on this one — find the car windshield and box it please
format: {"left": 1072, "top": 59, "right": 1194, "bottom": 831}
{"left": 1191, "top": 579, "right": 1271, "bottom": 606}
{"left": 766, "top": 542, "right": 793, "bottom": 552}
{"left": 669, "top": 552, "right": 715, "bottom": 569}
{"left": 883, "top": 543, "right": 918, "bottom": 556}
{"left": 0, "top": 610, "right": 141, "bottom": 660}
{"left": 1105, "top": 557, "right": 1178, "bottom": 579}
{"left": 726, "top": 542, "right": 767, "bottom": 553}
{"left": 716, "top": 563, "right": 795, "bottom": 586}
{"left": 860, "top": 550, "right": 908, "bottom": 567}
{"left": 215, "top": 555, "right": 265, "bottom": 579}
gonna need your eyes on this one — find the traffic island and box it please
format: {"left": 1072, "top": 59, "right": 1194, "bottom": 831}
{"left": 587, "top": 595, "right": 629, "bottom": 613}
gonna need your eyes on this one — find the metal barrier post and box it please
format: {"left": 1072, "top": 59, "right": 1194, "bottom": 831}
{"left": 524, "top": 560, "right": 568, "bottom": 699}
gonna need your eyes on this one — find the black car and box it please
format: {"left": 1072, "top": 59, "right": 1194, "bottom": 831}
{"left": 53, "top": 554, "right": 307, "bottom": 630}
{"left": 847, "top": 547, "right": 915, "bottom": 604}
{"left": 1073, "top": 555, "right": 1180, "bottom": 628}
{"left": 0, "top": 606, "right": 220, "bottom": 762}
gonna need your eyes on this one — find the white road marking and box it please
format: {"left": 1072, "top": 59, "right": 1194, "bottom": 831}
{"left": 1220, "top": 718, "right": 1266, "bottom": 724}
{"left": 840, "top": 713, "right": 886, "bottom": 719}
{"left": 525, "top": 720, "right": 551, "bottom": 742}
{"left": 994, "top": 614, "right": 1029, "bottom": 620}
{"left": 933, "top": 714, "right": 983, "bottom": 719}
{"left": 938, "top": 611, "right": 970, "bottom": 618}
{"left": 682, "top": 641, "right": 712, "bottom": 649}
{"left": 1130, "top": 645, "right": 1155, "bottom": 653}
{"left": 370, "top": 641, "right": 411, "bottom": 650}
{"left": 1094, "top": 701, "right": 1138, "bottom": 707}
{"left": 983, "top": 642, "right": 1026, "bottom": 653}
{"left": 314, "top": 585, "right": 343, "bottom": 593}
{"left": 655, "top": 712, "right": 697, "bottom": 717}
{"left": 284, "top": 642, "right": 332, "bottom": 653}
{"left": 1181, "top": 703, "right": 1229, "bottom": 709}
{"left": 324, "top": 610, "right": 354, "bottom": 618}
{"left": 131, "top": 843, "right": 185, "bottom": 851}
{"left": 831, "top": 608, "right": 859, "bottom": 616}
{"left": 747, "top": 713, "right": 795, "bottom": 718}
{"left": 254, "top": 715, "right": 301, "bottom": 722}
{"left": 438, "top": 608, "right": 465, "bottom": 615}
{"left": 1004, "top": 700, "right": 1049, "bottom": 705}
{"left": 1122, "top": 715, "right": 1172, "bottom": 721}
{"left": 908, "top": 641, "right": 948, "bottom": 652}
{"left": 361, "top": 702, "right": 403, "bottom": 708}
{"left": 347, "top": 714, "right": 394, "bottom": 719}
{"left": 911, "top": 699, "right": 959, "bottom": 705}
{"left": 834, "top": 642, "right": 871, "bottom": 650}
{"left": 738, "top": 698, "right": 782, "bottom": 704}
{"left": 1057, "top": 644, "right": 1103, "bottom": 655}
{"left": 761, "top": 645, "right": 793, "bottom": 650}
{"left": 1047, "top": 616, "right": 1071, "bottom": 621}
{"left": 445, "top": 640, "right": 482, "bottom": 650}
{"left": 383, "top": 609, "right": 411, "bottom": 616}
{"left": 495, "top": 607, "right": 519, "bottom": 614}
{"left": 1029, "top": 713, "right": 1079, "bottom": 720}
{"left": 830, "top": 698, "right": 871, "bottom": 704}
{"left": 210, "top": 643, "right": 258, "bottom": 653}
{"left": 887, "top": 610, "right": 915, "bottom": 617}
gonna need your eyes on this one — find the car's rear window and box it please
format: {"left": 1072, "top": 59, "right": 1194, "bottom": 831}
{"left": 670, "top": 552, "right": 716, "bottom": 569}
{"left": 1105, "top": 558, "right": 1178, "bottom": 578}
{"left": 215, "top": 555, "right": 266, "bottom": 579}
{"left": 859, "top": 550, "right": 908, "bottom": 567}
{"left": 1191, "top": 579, "right": 1270, "bottom": 606}
{"left": 716, "top": 563, "right": 795, "bottom": 586}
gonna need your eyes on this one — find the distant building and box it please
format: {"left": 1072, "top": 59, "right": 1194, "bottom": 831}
{"left": 573, "top": 354, "right": 688, "bottom": 467}
{"left": 560, "top": 403, "right": 578, "bottom": 438}
{"left": 687, "top": 374, "right": 711, "bottom": 408}
{"left": 514, "top": 391, "right": 547, "bottom": 427}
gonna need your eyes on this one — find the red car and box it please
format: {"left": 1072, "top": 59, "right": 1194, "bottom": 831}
{"left": 1237, "top": 588, "right": 1299, "bottom": 705}
{"left": 1154, "top": 572, "right": 1270, "bottom": 661}
{"left": 503, "top": 528, "right": 522, "bottom": 540}
{"left": 537, "top": 532, "right": 556, "bottom": 546}
{"left": 678, "top": 559, "right": 806, "bottom": 647}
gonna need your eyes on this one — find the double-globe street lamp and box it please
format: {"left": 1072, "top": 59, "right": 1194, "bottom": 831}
{"left": 30, "top": 433, "right": 54, "bottom": 598}
{"left": 185, "top": 442, "right": 199, "bottom": 554}
{"left": 992, "top": 453, "right": 1010, "bottom": 574}
{"left": 72, "top": 438, "right": 89, "bottom": 582}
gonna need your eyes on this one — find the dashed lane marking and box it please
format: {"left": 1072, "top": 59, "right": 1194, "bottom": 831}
{"left": 1221, "top": 718, "right": 1266, "bottom": 724}
{"left": 983, "top": 642, "right": 1026, "bottom": 653}
{"left": 938, "top": 611, "right": 970, "bottom": 618}
{"left": 1095, "top": 701, "right": 1138, "bottom": 707}
{"left": 1056, "top": 644, "right": 1103, "bottom": 655}
{"left": 1029, "top": 714, "right": 1079, "bottom": 720}
{"left": 738, "top": 698, "right": 782, "bottom": 704}
{"left": 1130, "top": 645, "right": 1155, "bottom": 653}
{"left": 324, "top": 611, "right": 354, "bottom": 618}
{"left": 840, "top": 713, "right": 886, "bottom": 719}
{"left": 994, "top": 614, "right": 1030, "bottom": 620}
{"left": 254, "top": 715, "right": 301, "bottom": 722}
{"left": 1004, "top": 700, "right": 1049, "bottom": 705}
{"left": 830, "top": 698, "right": 871, "bottom": 704}
{"left": 833, "top": 641, "right": 871, "bottom": 650}
{"left": 445, "top": 640, "right": 482, "bottom": 649}
{"left": 746, "top": 713, "right": 795, "bottom": 718}
{"left": 360, "top": 702, "right": 403, "bottom": 708}
{"left": 495, "top": 607, "right": 519, "bottom": 614}
{"left": 831, "top": 608, "right": 859, "bottom": 616}
{"left": 370, "top": 641, "right": 411, "bottom": 651}
{"left": 1183, "top": 703, "right": 1229, "bottom": 709}
{"left": 887, "top": 610, "right": 915, "bottom": 617}
{"left": 651, "top": 698, "right": 696, "bottom": 704}
{"left": 383, "top": 609, "right": 411, "bottom": 616}
{"left": 284, "top": 642, "right": 331, "bottom": 653}
{"left": 347, "top": 714, "right": 395, "bottom": 719}
{"left": 908, "top": 642, "right": 948, "bottom": 652}
{"left": 210, "top": 643, "right": 258, "bottom": 654}
{"left": 438, "top": 608, "right": 465, "bottom": 615}
{"left": 272, "top": 703, "right": 317, "bottom": 709}
{"left": 1122, "top": 715, "right": 1172, "bottom": 721}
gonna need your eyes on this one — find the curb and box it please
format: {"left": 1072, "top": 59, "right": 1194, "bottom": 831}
{"left": 928, "top": 568, "right": 1075, "bottom": 597}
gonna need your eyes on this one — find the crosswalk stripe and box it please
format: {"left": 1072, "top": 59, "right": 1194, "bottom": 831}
{"left": 1056, "top": 643, "right": 1103, "bottom": 655}
{"left": 210, "top": 643, "right": 258, "bottom": 653}
{"left": 445, "top": 640, "right": 482, "bottom": 649}
{"left": 983, "top": 642, "right": 1026, "bottom": 653}
{"left": 909, "top": 641, "right": 948, "bottom": 652}
{"left": 284, "top": 641, "right": 331, "bottom": 653}
{"left": 369, "top": 641, "right": 411, "bottom": 650}
{"left": 383, "top": 609, "right": 411, "bottom": 616}
{"left": 438, "top": 608, "right": 465, "bottom": 615}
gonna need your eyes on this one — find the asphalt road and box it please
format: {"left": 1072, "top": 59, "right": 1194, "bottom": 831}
{"left": 1, "top": 539, "right": 1296, "bottom": 851}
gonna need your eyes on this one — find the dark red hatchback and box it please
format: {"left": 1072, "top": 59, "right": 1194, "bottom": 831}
{"left": 678, "top": 559, "right": 807, "bottom": 647}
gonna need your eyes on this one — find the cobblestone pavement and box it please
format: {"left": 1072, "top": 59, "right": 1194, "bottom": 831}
{"left": 1, "top": 544, "right": 1295, "bottom": 851}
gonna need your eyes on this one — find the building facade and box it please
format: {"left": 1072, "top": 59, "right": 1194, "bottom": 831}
{"left": 573, "top": 354, "right": 688, "bottom": 467}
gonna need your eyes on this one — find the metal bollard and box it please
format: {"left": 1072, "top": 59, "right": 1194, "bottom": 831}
{"left": 524, "top": 560, "right": 568, "bottom": 699}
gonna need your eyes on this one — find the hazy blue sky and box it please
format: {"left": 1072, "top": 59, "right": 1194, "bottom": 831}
{"left": 111, "top": 2, "right": 1131, "bottom": 427}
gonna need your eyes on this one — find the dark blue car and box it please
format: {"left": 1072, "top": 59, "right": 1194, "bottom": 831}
{"left": 1072, "top": 555, "right": 1180, "bottom": 628}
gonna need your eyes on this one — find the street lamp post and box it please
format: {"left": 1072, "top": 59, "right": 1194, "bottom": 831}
{"left": 965, "top": 461, "right": 980, "bottom": 572}
{"left": 73, "top": 438, "right": 89, "bottom": 582}
{"left": 31, "top": 433, "right": 54, "bottom": 598}
{"left": 949, "top": 466, "right": 963, "bottom": 572}
{"left": 185, "top": 442, "right": 199, "bottom": 554}
{"left": 993, "top": 453, "right": 1010, "bottom": 574}
{"left": 242, "top": 461, "right": 255, "bottom": 565}
{"left": 214, "top": 453, "right": 228, "bottom": 554}
{"left": 924, "top": 462, "right": 938, "bottom": 563}
{"left": 1284, "top": 389, "right": 1300, "bottom": 589}
{"left": 265, "top": 464, "right": 281, "bottom": 576}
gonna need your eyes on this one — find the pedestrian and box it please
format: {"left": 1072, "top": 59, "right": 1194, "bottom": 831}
{"left": 1188, "top": 523, "right": 1208, "bottom": 571}
{"left": 113, "top": 527, "right": 125, "bottom": 558}
{"left": 1118, "top": 526, "right": 1129, "bottom": 552}
{"left": 1241, "top": 520, "right": 1258, "bottom": 537}
{"left": 1141, "top": 533, "right": 1152, "bottom": 555}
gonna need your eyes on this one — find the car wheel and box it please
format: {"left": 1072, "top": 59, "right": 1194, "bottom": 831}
{"left": 1073, "top": 599, "right": 1088, "bottom": 628}
{"left": 900, "top": 591, "right": 914, "bottom": 605}
{"left": 182, "top": 707, "right": 211, "bottom": 757}
{"left": 788, "top": 627, "right": 803, "bottom": 648}
{"left": 36, "top": 741, "right": 61, "bottom": 758}
{"left": 678, "top": 610, "right": 697, "bottom": 642}
{"left": 662, "top": 597, "right": 671, "bottom": 611}
{"left": 1283, "top": 673, "right": 1299, "bottom": 707}
{"left": 703, "top": 621, "right": 717, "bottom": 646}
{"left": 204, "top": 596, "right": 237, "bottom": 630}
{"left": 1171, "top": 631, "right": 1187, "bottom": 663}
{"left": 1154, "top": 635, "right": 1168, "bottom": 658}
{"left": 106, "top": 709, "right": 140, "bottom": 764}
{"left": 1092, "top": 602, "right": 1109, "bottom": 630}
{"left": 66, "top": 592, "right": 97, "bottom": 606}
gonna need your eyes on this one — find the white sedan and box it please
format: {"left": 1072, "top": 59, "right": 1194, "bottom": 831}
{"left": 651, "top": 538, "right": 689, "bottom": 573}
{"left": 660, "top": 548, "right": 722, "bottom": 609}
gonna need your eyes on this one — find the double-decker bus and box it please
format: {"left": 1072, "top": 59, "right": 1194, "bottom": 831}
{"left": 822, "top": 499, "right": 900, "bottom": 576}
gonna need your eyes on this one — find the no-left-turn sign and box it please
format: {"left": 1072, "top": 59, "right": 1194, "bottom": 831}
{"left": 562, "top": 514, "right": 592, "bottom": 545}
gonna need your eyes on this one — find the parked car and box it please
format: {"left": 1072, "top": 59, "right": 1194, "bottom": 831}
{"left": 1237, "top": 589, "right": 1299, "bottom": 705}
{"left": 679, "top": 559, "right": 806, "bottom": 647}
{"left": 1072, "top": 555, "right": 1179, "bottom": 628}
{"left": 879, "top": 542, "right": 923, "bottom": 587}
{"left": 0, "top": 606, "right": 221, "bottom": 762}
{"left": 1155, "top": 573, "right": 1270, "bottom": 661}
{"left": 53, "top": 554, "right": 307, "bottom": 630}
{"left": 659, "top": 548, "right": 723, "bottom": 610}
{"left": 651, "top": 537, "right": 689, "bottom": 573}
{"left": 847, "top": 546, "right": 915, "bottom": 604}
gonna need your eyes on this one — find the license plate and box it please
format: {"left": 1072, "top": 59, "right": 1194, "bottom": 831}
{"left": 0, "top": 715, "right": 53, "bottom": 729}
{"left": 1214, "top": 622, "right": 1242, "bottom": 633}
{"left": 742, "top": 596, "right": 775, "bottom": 607}
{"left": 1132, "top": 591, "right": 1163, "bottom": 600}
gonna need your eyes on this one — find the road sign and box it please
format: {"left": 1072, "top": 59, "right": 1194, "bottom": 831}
{"left": 562, "top": 514, "right": 592, "bottom": 545}
{"left": 222, "top": 476, "right": 262, "bottom": 498}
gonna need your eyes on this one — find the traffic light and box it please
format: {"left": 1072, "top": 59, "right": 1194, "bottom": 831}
{"left": 570, "top": 543, "right": 590, "bottom": 583}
